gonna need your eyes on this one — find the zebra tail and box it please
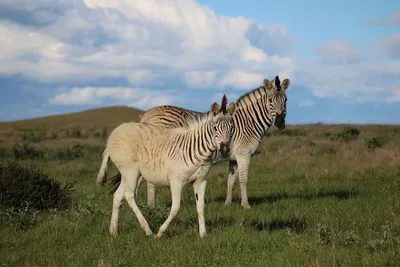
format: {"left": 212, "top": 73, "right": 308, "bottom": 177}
{"left": 96, "top": 149, "right": 110, "bottom": 186}
{"left": 108, "top": 172, "right": 122, "bottom": 195}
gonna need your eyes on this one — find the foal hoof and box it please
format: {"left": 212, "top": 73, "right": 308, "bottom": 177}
{"left": 241, "top": 204, "right": 251, "bottom": 209}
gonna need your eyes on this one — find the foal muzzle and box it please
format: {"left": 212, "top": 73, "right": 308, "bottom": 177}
{"left": 219, "top": 142, "right": 230, "bottom": 158}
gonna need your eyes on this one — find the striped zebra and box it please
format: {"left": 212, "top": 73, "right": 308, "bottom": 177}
{"left": 96, "top": 96, "right": 236, "bottom": 238}
{"left": 135, "top": 76, "right": 290, "bottom": 209}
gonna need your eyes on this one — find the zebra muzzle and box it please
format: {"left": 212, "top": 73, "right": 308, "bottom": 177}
{"left": 275, "top": 114, "right": 286, "bottom": 130}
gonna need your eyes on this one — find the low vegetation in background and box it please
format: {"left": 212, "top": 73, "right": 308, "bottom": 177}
{"left": 0, "top": 107, "right": 399, "bottom": 266}
{"left": 0, "top": 161, "right": 74, "bottom": 231}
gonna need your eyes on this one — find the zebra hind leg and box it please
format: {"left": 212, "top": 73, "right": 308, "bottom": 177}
{"left": 225, "top": 160, "right": 238, "bottom": 206}
{"left": 237, "top": 156, "right": 251, "bottom": 209}
{"left": 147, "top": 182, "right": 156, "bottom": 209}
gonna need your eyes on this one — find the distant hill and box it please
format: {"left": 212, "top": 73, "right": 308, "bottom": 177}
{"left": 0, "top": 106, "right": 144, "bottom": 131}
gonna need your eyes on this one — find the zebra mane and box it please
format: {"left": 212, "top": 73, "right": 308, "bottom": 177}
{"left": 175, "top": 112, "right": 213, "bottom": 132}
{"left": 235, "top": 86, "right": 268, "bottom": 109}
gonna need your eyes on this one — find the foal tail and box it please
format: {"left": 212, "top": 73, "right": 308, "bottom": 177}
{"left": 96, "top": 149, "right": 110, "bottom": 186}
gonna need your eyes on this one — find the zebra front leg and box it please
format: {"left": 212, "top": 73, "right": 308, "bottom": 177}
{"left": 109, "top": 180, "right": 126, "bottom": 235}
{"left": 192, "top": 165, "right": 211, "bottom": 237}
{"left": 237, "top": 156, "right": 251, "bottom": 209}
{"left": 225, "top": 160, "right": 238, "bottom": 206}
{"left": 157, "top": 179, "right": 183, "bottom": 238}
{"left": 147, "top": 182, "right": 156, "bottom": 209}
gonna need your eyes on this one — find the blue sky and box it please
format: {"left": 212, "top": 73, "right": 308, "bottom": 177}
{"left": 0, "top": 0, "right": 399, "bottom": 124}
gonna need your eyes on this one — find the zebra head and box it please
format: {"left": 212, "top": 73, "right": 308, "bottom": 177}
{"left": 264, "top": 76, "right": 291, "bottom": 130}
{"left": 210, "top": 94, "right": 237, "bottom": 157}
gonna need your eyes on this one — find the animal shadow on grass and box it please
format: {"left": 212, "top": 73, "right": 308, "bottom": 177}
{"left": 213, "top": 188, "right": 359, "bottom": 206}
{"left": 171, "top": 216, "right": 306, "bottom": 236}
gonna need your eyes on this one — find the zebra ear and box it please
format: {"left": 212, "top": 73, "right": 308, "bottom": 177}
{"left": 210, "top": 102, "right": 220, "bottom": 116}
{"left": 280, "top": 78, "right": 290, "bottom": 91}
{"left": 227, "top": 102, "right": 237, "bottom": 116}
{"left": 273, "top": 75, "right": 281, "bottom": 88}
{"left": 220, "top": 94, "right": 228, "bottom": 113}
{"left": 263, "top": 79, "right": 273, "bottom": 91}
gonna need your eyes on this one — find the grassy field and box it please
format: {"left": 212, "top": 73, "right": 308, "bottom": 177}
{"left": 1, "top": 106, "right": 400, "bottom": 266}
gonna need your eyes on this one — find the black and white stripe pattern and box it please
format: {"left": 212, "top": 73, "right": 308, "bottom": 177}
{"left": 138, "top": 76, "right": 291, "bottom": 209}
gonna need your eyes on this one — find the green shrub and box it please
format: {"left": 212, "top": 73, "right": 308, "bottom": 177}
{"left": 266, "top": 128, "right": 306, "bottom": 137}
{"left": 13, "top": 143, "right": 44, "bottom": 160}
{"left": 323, "top": 127, "right": 360, "bottom": 142}
{"left": 52, "top": 144, "right": 87, "bottom": 160}
{"left": 0, "top": 147, "right": 11, "bottom": 160}
{"left": 366, "top": 136, "right": 389, "bottom": 150}
{"left": 20, "top": 130, "right": 46, "bottom": 143}
{"left": 101, "top": 128, "right": 108, "bottom": 139}
{"left": 0, "top": 161, "right": 74, "bottom": 211}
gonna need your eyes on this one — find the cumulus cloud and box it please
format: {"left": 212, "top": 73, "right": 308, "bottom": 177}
{"left": 295, "top": 61, "right": 400, "bottom": 103}
{"left": 379, "top": 33, "right": 400, "bottom": 59}
{"left": 362, "top": 10, "right": 400, "bottom": 26}
{"left": 212, "top": 92, "right": 240, "bottom": 105}
{"left": 49, "top": 87, "right": 175, "bottom": 109}
{"left": 0, "top": 0, "right": 295, "bottom": 91}
{"left": 298, "top": 100, "right": 315, "bottom": 107}
{"left": 314, "top": 41, "right": 361, "bottom": 63}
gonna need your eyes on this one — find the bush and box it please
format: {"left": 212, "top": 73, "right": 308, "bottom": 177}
{"left": 266, "top": 128, "right": 306, "bottom": 137}
{"left": 0, "top": 161, "right": 74, "bottom": 211}
{"left": 323, "top": 127, "right": 360, "bottom": 142}
{"left": 0, "top": 147, "right": 11, "bottom": 160}
{"left": 338, "top": 127, "right": 360, "bottom": 141}
{"left": 20, "top": 130, "right": 46, "bottom": 143}
{"left": 366, "top": 136, "right": 389, "bottom": 150}
{"left": 53, "top": 144, "right": 86, "bottom": 160}
{"left": 13, "top": 143, "right": 44, "bottom": 160}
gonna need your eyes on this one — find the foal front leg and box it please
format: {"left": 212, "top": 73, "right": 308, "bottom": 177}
{"left": 157, "top": 179, "right": 183, "bottom": 238}
{"left": 192, "top": 165, "right": 211, "bottom": 238}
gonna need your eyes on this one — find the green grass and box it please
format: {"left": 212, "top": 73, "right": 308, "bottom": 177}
{"left": 1, "top": 108, "right": 400, "bottom": 266}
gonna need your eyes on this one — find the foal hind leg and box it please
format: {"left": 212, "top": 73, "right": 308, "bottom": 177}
{"left": 122, "top": 168, "right": 153, "bottom": 236}
{"left": 109, "top": 180, "right": 126, "bottom": 235}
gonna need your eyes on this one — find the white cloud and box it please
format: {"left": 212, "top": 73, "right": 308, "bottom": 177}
{"left": 185, "top": 71, "right": 217, "bottom": 88}
{"left": 1, "top": 0, "right": 398, "bottom": 109}
{"left": 379, "top": 33, "right": 400, "bottom": 59}
{"left": 362, "top": 10, "right": 400, "bottom": 26}
{"left": 219, "top": 71, "right": 265, "bottom": 90}
{"left": 0, "top": 0, "right": 295, "bottom": 90}
{"left": 212, "top": 93, "right": 240, "bottom": 106}
{"left": 314, "top": 41, "right": 361, "bottom": 63}
{"left": 49, "top": 87, "right": 175, "bottom": 109}
{"left": 295, "top": 61, "right": 400, "bottom": 103}
{"left": 298, "top": 100, "right": 315, "bottom": 107}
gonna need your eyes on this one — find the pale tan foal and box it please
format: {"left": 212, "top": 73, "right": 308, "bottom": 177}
{"left": 96, "top": 97, "right": 236, "bottom": 238}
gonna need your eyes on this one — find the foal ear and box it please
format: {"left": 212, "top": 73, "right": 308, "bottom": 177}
{"left": 263, "top": 79, "right": 273, "bottom": 92}
{"left": 280, "top": 78, "right": 290, "bottom": 91}
{"left": 227, "top": 102, "right": 237, "bottom": 116}
{"left": 210, "top": 102, "right": 220, "bottom": 116}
